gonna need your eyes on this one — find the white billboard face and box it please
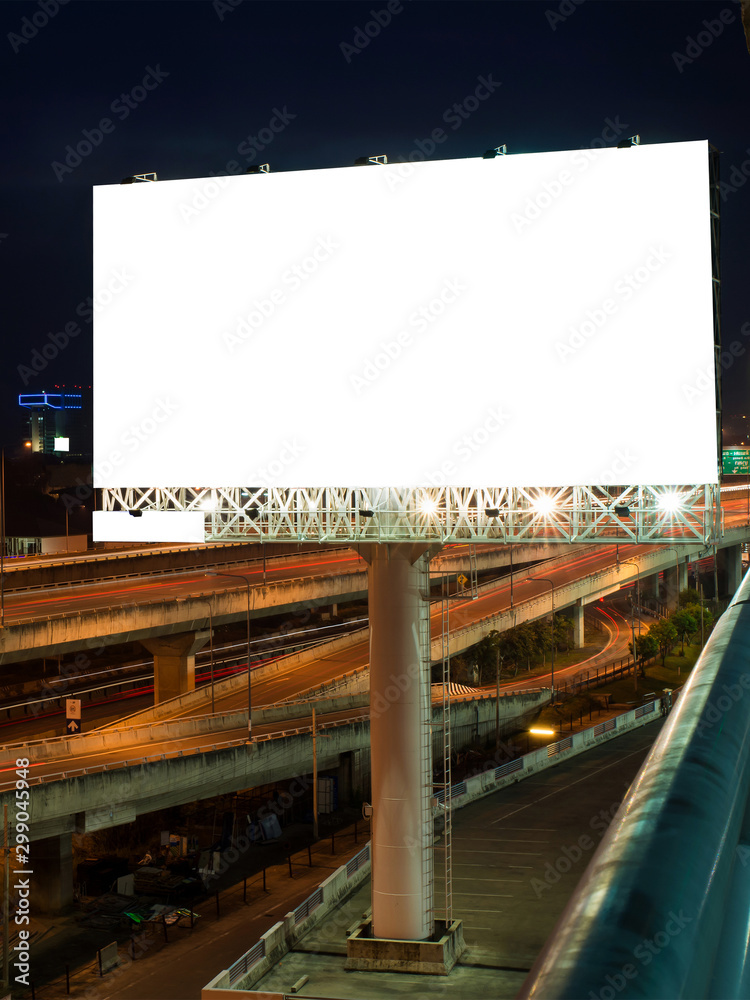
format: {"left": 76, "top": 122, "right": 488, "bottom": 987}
{"left": 93, "top": 140, "right": 716, "bottom": 489}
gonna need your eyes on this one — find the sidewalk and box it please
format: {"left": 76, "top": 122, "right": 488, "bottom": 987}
{"left": 17, "top": 820, "right": 370, "bottom": 1000}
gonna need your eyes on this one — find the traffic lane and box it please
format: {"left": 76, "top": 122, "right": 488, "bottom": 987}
{"left": 1, "top": 541, "right": 485, "bottom": 620}
{"left": 0, "top": 706, "right": 373, "bottom": 789}
{"left": 178, "top": 638, "right": 373, "bottom": 720}
{"left": 437, "top": 720, "right": 664, "bottom": 969}
{"left": 2, "top": 549, "right": 368, "bottom": 620}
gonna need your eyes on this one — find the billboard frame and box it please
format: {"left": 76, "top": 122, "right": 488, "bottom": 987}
{"left": 98, "top": 144, "right": 723, "bottom": 548}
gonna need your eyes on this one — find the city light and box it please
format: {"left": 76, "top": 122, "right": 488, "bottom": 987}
{"left": 531, "top": 493, "right": 556, "bottom": 516}
{"left": 418, "top": 496, "right": 439, "bottom": 517}
{"left": 657, "top": 491, "right": 683, "bottom": 513}
{"left": 529, "top": 727, "right": 556, "bottom": 736}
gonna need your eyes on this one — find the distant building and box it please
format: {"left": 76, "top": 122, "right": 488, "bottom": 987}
{"left": 18, "top": 385, "right": 92, "bottom": 456}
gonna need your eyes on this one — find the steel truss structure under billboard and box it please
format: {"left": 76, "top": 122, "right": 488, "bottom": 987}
{"left": 101, "top": 483, "right": 721, "bottom": 546}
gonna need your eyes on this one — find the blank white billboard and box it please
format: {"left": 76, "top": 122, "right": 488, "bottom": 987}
{"left": 93, "top": 140, "right": 716, "bottom": 488}
{"left": 92, "top": 511, "right": 205, "bottom": 543}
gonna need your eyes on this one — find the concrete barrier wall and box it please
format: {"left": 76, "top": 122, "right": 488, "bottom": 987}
{"left": 203, "top": 845, "right": 373, "bottom": 996}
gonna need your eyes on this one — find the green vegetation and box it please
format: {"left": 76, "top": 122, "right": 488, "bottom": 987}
{"left": 449, "top": 613, "right": 583, "bottom": 685}
{"left": 628, "top": 591, "right": 713, "bottom": 674}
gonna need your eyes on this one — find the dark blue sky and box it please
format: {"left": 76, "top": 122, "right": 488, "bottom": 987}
{"left": 2, "top": 0, "right": 748, "bottom": 449}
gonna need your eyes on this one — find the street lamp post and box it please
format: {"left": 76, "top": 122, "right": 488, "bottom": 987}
{"left": 195, "top": 598, "right": 215, "bottom": 713}
{"left": 618, "top": 557, "right": 641, "bottom": 691}
{"left": 526, "top": 576, "right": 554, "bottom": 695}
{"left": 207, "top": 571, "right": 253, "bottom": 741}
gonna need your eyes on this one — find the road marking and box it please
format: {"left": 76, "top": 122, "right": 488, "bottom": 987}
{"left": 453, "top": 849, "right": 543, "bottom": 856}
{"left": 490, "top": 742, "right": 654, "bottom": 825}
{"left": 451, "top": 907, "right": 509, "bottom": 913}
{"left": 489, "top": 827, "right": 555, "bottom": 832}
{"left": 454, "top": 836, "right": 549, "bottom": 844}
{"left": 453, "top": 877, "right": 523, "bottom": 883}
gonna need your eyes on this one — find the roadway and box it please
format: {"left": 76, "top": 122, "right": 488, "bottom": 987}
{"left": 0, "top": 599, "right": 635, "bottom": 790}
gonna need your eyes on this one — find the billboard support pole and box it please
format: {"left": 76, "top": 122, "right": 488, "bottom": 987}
{"left": 363, "top": 541, "right": 434, "bottom": 942}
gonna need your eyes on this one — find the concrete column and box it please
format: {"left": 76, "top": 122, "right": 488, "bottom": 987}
{"left": 366, "top": 544, "right": 433, "bottom": 942}
{"left": 662, "top": 560, "right": 688, "bottom": 611}
{"left": 34, "top": 833, "right": 73, "bottom": 913}
{"left": 718, "top": 545, "right": 744, "bottom": 598}
{"left": 142, "top": 630, "right": 210, "bottom": 704}
{"left": 572, "top": 599, "right": 585, "bottom": 649}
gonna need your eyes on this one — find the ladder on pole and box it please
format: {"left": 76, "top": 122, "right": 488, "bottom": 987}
{"left": 434, "top": 576, "right": 453, "bottom": 927}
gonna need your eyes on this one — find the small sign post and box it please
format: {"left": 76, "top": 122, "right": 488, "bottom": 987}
{"left": 66, "top": 698, "right": 81, "bottom": 735}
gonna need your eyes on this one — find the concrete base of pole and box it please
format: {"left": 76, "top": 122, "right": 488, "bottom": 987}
{"left": 345, "top": 915, "right": 465, "bottom": 975}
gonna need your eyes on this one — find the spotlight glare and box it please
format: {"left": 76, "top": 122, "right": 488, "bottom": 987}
{"left": 418, "top": 496, "right": 439, "bottom": 516}
{"left": 531, "top": 493, "right": 556, "bottom": 516}
{"left": 657, "top": 491, "right": 682, "bottom": 513}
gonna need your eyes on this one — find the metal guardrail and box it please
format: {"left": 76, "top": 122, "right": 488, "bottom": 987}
{"left": 518, "top": 568, "right": 750, "bottom": 1000}
{"left": 346, "top": 844, "right": 370, "bottom": 878}
{"left": 228, "top": 938, "right": 265, "bottom": 985}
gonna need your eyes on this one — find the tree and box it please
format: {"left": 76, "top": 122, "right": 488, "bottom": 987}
{"left": 648, "top": 619, "right": 678, "bottom": 666}
{"left": 670, "top": 609, "right": 697, "bottom": 653}
{"left": 684, "top": 602, "right": 713, "bottom": 644}
{"left": 679, "top": 587, "right": 701, "bottom": 608}
{"left": 474, "top": 630, "right": 501, "bottom": 685}
{"left": 552, "top": 613, "right": 572, "bottom": 652}
{"left": 629, "top": 633, "right": 658, "bottom": 673}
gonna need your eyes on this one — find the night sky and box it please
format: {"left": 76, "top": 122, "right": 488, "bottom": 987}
{"left": 2, "top": 0, "right": 749, "bottom": 452}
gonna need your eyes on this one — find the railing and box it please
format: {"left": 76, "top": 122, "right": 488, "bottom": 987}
{"left": 518, "top": 568, "right": 750, "bottom": 1000}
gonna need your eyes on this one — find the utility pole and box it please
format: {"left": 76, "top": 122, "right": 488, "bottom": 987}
{"left": 312, "top": 707, "right": 318, "bottom": 841}
{"left": 495, "top": 648, "right": 500, "bottom": 753}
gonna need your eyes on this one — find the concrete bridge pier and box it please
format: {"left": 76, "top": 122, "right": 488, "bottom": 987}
{"left": 572, "top": 599, "right": 585, "bottom": 648}
{"left": 142, "top": 630, "right": 211, "bottom": 704}
{"left": 663, "top": 559, "right": 688, "bottom": 610}
{"left": 346, "top": 542, "right": 464, "bottom": 973}
{"left": 718, "top": 544, "right": 744, "bottom": 597}
{"left": 34, "top": 832, "right": 74, "bottom": 913}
